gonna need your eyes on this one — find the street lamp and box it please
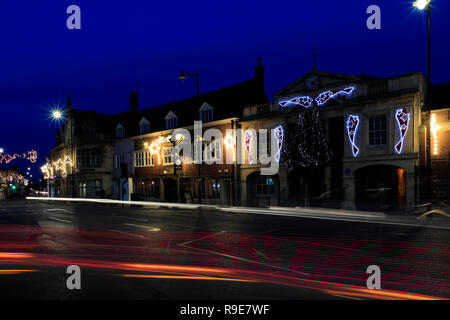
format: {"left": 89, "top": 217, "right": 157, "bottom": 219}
{"left": 178, "top": 68, "right": 201, "bottom": 203}
{"left": 52, "top": 110, "right": 63, "bottom": 120}
{"left": 178, "top": 69, "right": 199, "bottom": 96}
{"left": 413, "top": 0, "right": 430, "bottom": 10}
{"left": 0, "top": 148, "right": 4, "bottom": 154}
{"left": 413, "top": 0, "right": 432, "bottom": 205}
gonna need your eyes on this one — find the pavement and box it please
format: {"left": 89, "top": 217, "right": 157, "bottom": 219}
{"left": 0, "top": 198, "right": 449, "bottom": 300}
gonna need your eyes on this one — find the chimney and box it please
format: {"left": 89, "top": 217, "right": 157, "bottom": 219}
{"left": 254, "top": 57, "right": 264, "bottom": 90}
{"left": 130, "top": 92, "right": 138, "bottom": 111}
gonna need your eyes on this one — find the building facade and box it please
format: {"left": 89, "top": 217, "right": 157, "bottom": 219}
{"left": 44, "top": 62, "right": 450, "bottom": 212}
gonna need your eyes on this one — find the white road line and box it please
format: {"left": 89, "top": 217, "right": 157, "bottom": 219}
{"left": 108, "top": 229, "right": 145, "bottom": 238}
{"left": 48, "top": 216, "right": 72, "bottom": 223}
{"left": 45, "top": 208, "right": 73, "bottom": 213}
{"left": 124, "top": 223, "right": 160, "bottom": 232}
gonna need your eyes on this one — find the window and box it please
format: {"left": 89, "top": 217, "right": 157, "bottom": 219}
{"left": 134, "top": 150, "right": 154, "bottom": 167}
{"left": 78, "top": 149, "right": 101, "bottom": 167}
{"left": 165, "top": 111, "right": 178, "bottom": 129}
{"left": 199, "top": 103, "right": 214, "bottom": 122}
{"left": 114, "top": 154, "right": 125, "bottom": 169}
{"left": 203, "top": 140, "right": 221, "bottom": 162}
{"left": 163, "top": 147, "right": 173, "bottom": 165}
{"left": 257, "top": 177, "right": 275, "bottom": 195}
{"left": 368, "top": 115, "right": 387, "bottom": 146}
{"left": 139, "top": 118, "right": 150, "bottom": 135}
{"left": 116, "top": 124, "right": 125, "bottom": 138}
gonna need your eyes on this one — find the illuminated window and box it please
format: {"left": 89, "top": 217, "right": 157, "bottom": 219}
{"left": 163, "top": 147, "right": 173, "bottom": 165}
{"left": 368, "top": 115, "right": 387, "bottom": 146}
{"left": 203, "top": 140, "right": 221, "bottom": 162}
{"left": 134, "top": 150, "right": 154, "bottom": 167}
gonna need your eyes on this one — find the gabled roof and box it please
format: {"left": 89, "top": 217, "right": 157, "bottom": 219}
{"left": 112, "top": 78, "right": 267, "bottom": 137}
{"left": 274, "top": 68, "right": 380, "bottom": 99}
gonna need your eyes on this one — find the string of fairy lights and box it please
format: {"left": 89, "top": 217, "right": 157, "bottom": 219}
{"left": 0, "top": 150, "right": 38, "bottom": 164}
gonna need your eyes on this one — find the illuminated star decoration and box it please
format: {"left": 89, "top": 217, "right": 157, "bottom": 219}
{"left": 394, "top": 107, "right": 410, "bottom": 154}
{"left": 347, "top": 115, "right": 360, "bottom": 157}
{"left": 273, "top": 125, "right": 284, "bottom": 163}
{"left": 0, "top": 150, "right": 38, "bottom": 164}
{"left": 279, "top": 87, "right": 355, "bottom": 108}
{"left": 279, "top": 96, "right": 313, "bottom": 108}
{"left": 244, "top": 130, "right": 254, "bottom": 164}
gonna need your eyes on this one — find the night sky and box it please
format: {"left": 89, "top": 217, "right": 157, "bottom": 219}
{"left": 1, "top": 0, "right": 449, "bottom": 180}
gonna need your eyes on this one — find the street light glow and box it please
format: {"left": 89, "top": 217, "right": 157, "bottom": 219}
{"left": 0, "top": 148, "right": 3, "bottom": 154}
{"left": 52, "top": 110, "right": 62, "bottom": 120}
{"left": 413, "top": 0, "right": 430, "bottom": 10}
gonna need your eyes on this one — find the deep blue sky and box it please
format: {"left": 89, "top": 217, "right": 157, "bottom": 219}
{"left": 1, "top": 0, "right": 449, "bottom": 179}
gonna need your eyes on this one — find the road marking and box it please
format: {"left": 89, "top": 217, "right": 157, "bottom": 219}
{"left": 124, "top": 223, "right": 160, "bottom": 232}
{"left": 179, "top": 231, "right": 310, "bottom": 276}
{"left": 45, "top": 208, "right": 73, "bottom": 213}
{"left": 48, "top": 216, "right": 72, "bottom": 223}
{"left": 108, "top": 229, "right": 145, "bottom": 238}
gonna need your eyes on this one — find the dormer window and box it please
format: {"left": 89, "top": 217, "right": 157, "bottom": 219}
{"left": 165, "top": 111, "right": 178, "bottom": 129}
{"left": 116, "top": 123, "right": 125, "bottom": 138}
{"left": 199, "top": 103, "right": 214, "bottom": 122}
{"left": 139, "top": 118, "right": 150, "bottom": 135}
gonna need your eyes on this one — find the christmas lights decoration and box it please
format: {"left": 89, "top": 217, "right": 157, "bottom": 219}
{"left": 244, "top": 130, "right": 255, "bottom": 164}
{"left": 0, "top": 150, "right": 38, "bottom": 164}
{"left": 145, "top": 135, "right": 174, "bottom": 165}
{"left": 347, "top": 115, "right": 360, "bottom": 157}
{"left": 41, "top": 155, "right": 73, "bottom": 179}
{"left": 394, "top": 107, "right": 410, "bottom": 154}
{"left": 315, "top": 87, "right": 354, "bottom": 106}
{"left": 273, "top": 125, "right": 284, "bottom": 163}
{"left": 279, "top": 87, "right": 355, "bottom": 108}
{"left": 224, "top": 133, "right": 236, "bottom": 162}
{"left": 431, "top": 113, "right": 439, "bottom": 156}
{"left": 279, "top": 96, "right": 313, "bottom": 108}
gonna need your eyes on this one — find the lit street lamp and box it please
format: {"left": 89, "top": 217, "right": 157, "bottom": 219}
{"left": 0, "top": 148, "right": 4, "bottom": 154}
{"left": 413, "top": 0, "right": 432, "bottom": 205}
{"left": 52, "top": 110, "right": 63, "bottom": 120}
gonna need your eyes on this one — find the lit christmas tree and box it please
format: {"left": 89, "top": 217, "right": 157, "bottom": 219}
{"left": 283, "top": 105, "right": 331, "bottom": 205}
{"left": 284, "top": 105, "right": 331, "bottom": 169}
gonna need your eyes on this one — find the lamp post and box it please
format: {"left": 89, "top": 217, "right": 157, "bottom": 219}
{"left": 413, "top": 0, "right": 432, "bottom": 205}
{"left": 178, "top": 69, "right": 202, "bottom": 203}
{"left": 178, "top": 69, "right": 199, "bottom": 97}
